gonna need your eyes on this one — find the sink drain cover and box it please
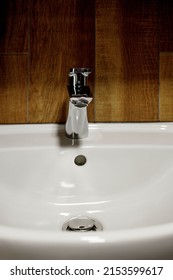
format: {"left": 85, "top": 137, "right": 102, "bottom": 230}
{"left": 62, "top": 216, "right": 103, "bottom": 232}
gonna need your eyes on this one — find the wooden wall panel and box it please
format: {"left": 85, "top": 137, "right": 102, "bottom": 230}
{"left": 160, "top": 53, "right": 173, "bottom": 121}
{"left": 29, "top": 0, "right": 95, "bottom": 123}
{"left": 1, "top": 1, "right": 173, "bottom": 124}
{"left": 159, "top": 0, "right": 173, "bottom": 52}
{"left": 0, "top": 55, "right": 28, "bottom": 123}
{"left": 95, "top": 0, "right": 159, "bottom": 122}
{"left": 0, "top": 0, "right": 28, "bottom": 53}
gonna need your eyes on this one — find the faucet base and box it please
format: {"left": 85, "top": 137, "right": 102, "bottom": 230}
{"left": 65, "top": 132, "right": 87, "bottom": 139}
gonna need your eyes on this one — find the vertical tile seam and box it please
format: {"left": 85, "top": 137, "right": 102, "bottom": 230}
{"left": 26, "top": 0, "right": 30, "bottom": 123}
{"left": 158, "top": 0, "right": 161, "bottom": 122}
{"left": 94, "top": 0, "right": 96, "bottom": 122}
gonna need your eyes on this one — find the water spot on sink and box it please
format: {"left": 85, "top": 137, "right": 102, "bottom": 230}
{"left": 74, "top": 155, "right": 87, "bottom": 166}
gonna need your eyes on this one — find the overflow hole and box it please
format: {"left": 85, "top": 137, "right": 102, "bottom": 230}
{"left": 74, "top": 155, "right": 87, "bottom": 166}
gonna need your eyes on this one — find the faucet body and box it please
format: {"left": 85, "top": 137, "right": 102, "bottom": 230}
{"left": 65, "top": 68, "right": 92, "bottom": 139}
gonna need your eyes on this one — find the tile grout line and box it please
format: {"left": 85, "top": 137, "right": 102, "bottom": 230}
{"left": 0, "top": 53, "right": 29, "bottom": 55}
{"left": 26, "top": 0, "right": 31, "bottom": 124}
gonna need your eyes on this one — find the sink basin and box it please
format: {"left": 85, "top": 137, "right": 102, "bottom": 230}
{"left": 0, "top": 123, "right": 173, "bottom": 259}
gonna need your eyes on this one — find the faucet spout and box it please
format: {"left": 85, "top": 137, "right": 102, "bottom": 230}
{"left": 65, "top": 68, "right": 93, "bottom": 139}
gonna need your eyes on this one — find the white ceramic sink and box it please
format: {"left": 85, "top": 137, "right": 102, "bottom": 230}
{"left": 0, "top": 123, "right": 173, "bottom": 259}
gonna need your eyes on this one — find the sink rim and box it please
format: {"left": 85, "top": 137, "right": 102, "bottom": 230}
{"left": 0, "top": 121, "right": 173, "bottom": 134}
{"left": 0, "top": 222, "right": 173, "bottom": 244}
{"left": 1, "top": 122, "right": 173, "bottom": 149}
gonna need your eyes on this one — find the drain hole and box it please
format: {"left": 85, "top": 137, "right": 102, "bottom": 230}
{"left": 62, "top": 216, "right": 103, "bottom": 232}
{"left": 74, "top": 155, "right": 87, "bottom": 166}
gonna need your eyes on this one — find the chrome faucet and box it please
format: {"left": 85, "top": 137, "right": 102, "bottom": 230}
{"left": 65, "top": 68, "right": 93, "bottom": 139}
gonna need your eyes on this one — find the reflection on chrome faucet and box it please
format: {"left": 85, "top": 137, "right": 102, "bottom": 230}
{"left": 65, "top": 68, "right": 93, "bottom": 139}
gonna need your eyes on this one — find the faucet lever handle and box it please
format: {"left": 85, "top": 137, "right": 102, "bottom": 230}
{"left": 69, "top": 68, "right": 91, "bottom": 87}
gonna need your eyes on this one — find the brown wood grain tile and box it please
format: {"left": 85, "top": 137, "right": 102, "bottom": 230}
{"left": 96, "top": 0, "right": 159, "bottom": 122}
{"left": 2, "top": 0, "right": 173, "bottom": 124}
{"left": 159, "top": 0, "right": 173, "bottom": 52}
{"left": 0, "top": 55, "right": 28, "bottom": 123}
{"left": 160, "top": 53, "right": 173, "bottom": 121}
{"left": 0, "top": 0, "right": 28, "bottom": 53}
{"left": 29, "top": 0, "right": 95, "bottom": 123}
